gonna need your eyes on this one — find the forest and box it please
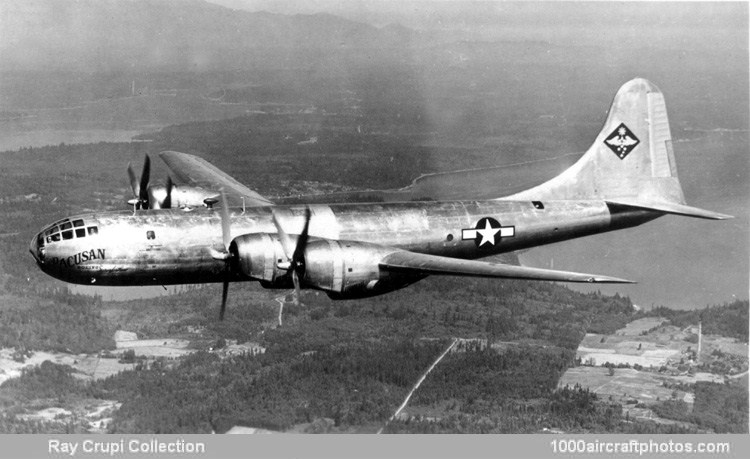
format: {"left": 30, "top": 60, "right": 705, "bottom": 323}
{"left": 643, "top": 301, "right": 749, "bottom": 342}
{"left": 138, "top": 113, "right": 435, "bottom": 194}
{"left": 2, "top": 265, "right": 746, "bottom": 433}
{"left": 0, "top": 288, "right": 113, "bottom": 354}
{"left": 650, "top": 382, "right": 748, "bottom": 434}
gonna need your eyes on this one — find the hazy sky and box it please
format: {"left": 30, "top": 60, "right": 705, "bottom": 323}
{"left": 205, "top": 0, "right": 746, "bottom": 30}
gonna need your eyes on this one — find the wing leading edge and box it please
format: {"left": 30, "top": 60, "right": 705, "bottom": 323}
{"left": 159, "top": 151, "right": 274, "bottom": 207}
{"left": 380, "top": 251, "right": 634, "bottom": 284}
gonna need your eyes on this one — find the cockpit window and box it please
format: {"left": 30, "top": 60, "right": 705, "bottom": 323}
{"left": 42, "top": 219, "right": 99, "bottom": 245}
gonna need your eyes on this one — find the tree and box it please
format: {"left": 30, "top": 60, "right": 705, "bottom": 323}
{"left": 120, "top": 349, "right": 136, "bottom": 363}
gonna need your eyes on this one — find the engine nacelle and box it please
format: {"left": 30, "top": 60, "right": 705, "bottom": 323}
{"left": 230, "top": 235, "right": 425, "bottom": 298}
{"left": 148, "top": 185, "right": 219, "bottom": 209}
{"left": 304, "top": 240, "right": 409, "bottom": 298}
{"left": 229, "top": 233, "right": 293, "bottom": 288}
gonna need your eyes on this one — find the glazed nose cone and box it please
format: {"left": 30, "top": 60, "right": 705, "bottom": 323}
{"left": 29, "top": 233, "right": 42, "bottom": 264}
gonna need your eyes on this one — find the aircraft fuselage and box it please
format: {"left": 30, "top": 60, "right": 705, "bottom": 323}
{"left": 30, "top": 200, "right": 657, "bottom": 287}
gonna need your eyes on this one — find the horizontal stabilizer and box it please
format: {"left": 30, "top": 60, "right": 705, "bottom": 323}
{"left": 608, "top": 199, "right": 733, "bottom": 220}
{"left": 381, "top": 251, "right": 634, "bottom": 284}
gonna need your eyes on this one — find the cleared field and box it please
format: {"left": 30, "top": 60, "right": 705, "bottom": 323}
{"left": 560, "top": 313, "right": 747, "bottom": 430}
{"left": 1, "top": 334, "right": 261, "bottom": 387}
{"left": 15, "top": 399, "right": 121, "bottom": 433}
{"left": 115, "top": 338, "right": 193, "bottom": 358}
{"left": 0, "top": 334, "right": 191, "bottom": 385}
{"left": 0, "top": 348, "right": 137, "bottom": 384}
{"left": 616, "top": 317, "right": 668, "bottom": 336}
{"left": 578, "top": 350, "right": 681, "bottom": 368}
{"left": 671, "top": 373, "right": 725, "bottom": 384}
{"left": 701, "top": 335, "right": 748, "bottom": 358}
{"left": 576, "top": 327, "right": 688, "bottom": 368}
{"left": 558, "top": 366, "right": 700, "bottom": 425}
{"left": 561, "top": 367, "right": 677, "bottom": 401}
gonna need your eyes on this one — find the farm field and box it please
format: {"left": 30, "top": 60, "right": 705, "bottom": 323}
{"left": 574, "top": 317, "right": 692, "bottom": 368}
{"left": 559, "top": 315, "right": 747, "bottom": 428}
{"left": 561, "top": 366, "right": 685, "bottom": 405}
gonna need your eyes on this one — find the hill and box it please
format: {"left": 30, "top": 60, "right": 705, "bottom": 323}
{"left": 645, "top": 301, "right": 749, "bottom": 343}
{"left": 0, "top": 0, "right": 413, "bottom": 72}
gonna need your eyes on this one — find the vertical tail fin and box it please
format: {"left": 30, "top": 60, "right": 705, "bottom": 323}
{"left": 504, "top": 78, "right": 731, "bottom": 219}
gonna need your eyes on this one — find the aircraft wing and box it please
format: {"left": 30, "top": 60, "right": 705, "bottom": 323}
{"left": 380, "top": 251, "right": 634, "bottom": 283}
{"left": 159, "top": 151, "right": 274, "bottom": 207}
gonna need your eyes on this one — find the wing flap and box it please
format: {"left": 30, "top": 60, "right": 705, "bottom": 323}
{"left": 380, "top": 251, "right": 634, "bottom": 284}
{"left": 159, "top": 151, "right": 273, "bottom": 207}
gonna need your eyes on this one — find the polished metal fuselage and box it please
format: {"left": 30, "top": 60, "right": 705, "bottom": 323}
{"left": 31, "top": 200, "right": 658, "bottom": 286}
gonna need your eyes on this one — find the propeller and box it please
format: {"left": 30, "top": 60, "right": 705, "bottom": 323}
{"left": 127, "top": 155, "right": 151, "bottom": 210}
{"left": 209, "top": 189, "right": 233, "bottom": 320}
{"left": 272, "top": 207, "right": 311, "bottom": 306}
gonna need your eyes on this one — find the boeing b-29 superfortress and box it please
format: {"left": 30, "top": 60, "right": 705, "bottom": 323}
{"left": 29, "top": 79, "right": 731, "bottom": 319}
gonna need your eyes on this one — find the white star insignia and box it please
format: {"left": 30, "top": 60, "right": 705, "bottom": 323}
{"left": 475, "top": 219, "right": 501, "bottom": 246}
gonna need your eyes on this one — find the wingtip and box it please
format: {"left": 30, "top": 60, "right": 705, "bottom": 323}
{"left": 591, "top": 276, "right": 637, "bottom": 284}
{"left": 690, "top": 211, "right": 734, "bottom": 220}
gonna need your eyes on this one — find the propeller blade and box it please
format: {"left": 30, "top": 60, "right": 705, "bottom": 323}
{"left": 273, "top": 207, "right": 311, "bottom": 306}
{"left": 138, "top": 155, "right": 151, "bottom": 206}
{"left": 127, "top": 163, "right": 139, "bottom": 198}
{"left": 163, "top": 176, "right": 173, "bottom": 209}
{"left": 291, "top": 207, "right": 311, "bottom": 306}
{"left": 220, "top": 279, "right": 229, "bottom": 321}
{"left": 219, "top": 189, "right": 231, "bottom": 251}
{"left": 292, "top": 270, "right": 300, "bottom": 306}
{"left": 127, "top": 156, "right": 151, "bottom": 209}
{"left": 217, "top": 190, "right": 232, "bottom": 321}
{"left": 291, "top": 207, "right": 311, "bottom": 268}
{"left": 271, "top": 211, "right": 295, "bottom": 261}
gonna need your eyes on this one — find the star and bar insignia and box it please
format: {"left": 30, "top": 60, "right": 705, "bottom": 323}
{"left": 604, "top": 123, "right": 640, "bottom": 160}
{"left": 462, "top": 217, "right": 515, "bottom": 247}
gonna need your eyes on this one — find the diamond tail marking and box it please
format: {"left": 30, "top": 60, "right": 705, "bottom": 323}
{"left": 604, "top": 122, "right": 640, "bottom": 160}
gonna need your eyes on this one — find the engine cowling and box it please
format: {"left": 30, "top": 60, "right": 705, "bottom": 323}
{"left": 304, "top": 240, "right": 424, "bottom": 299}
{"left": 229, "top": 234, "right": 426, "bottom": 298}
{"left": 229, "top": 233, "right": 293, "bottom": 288}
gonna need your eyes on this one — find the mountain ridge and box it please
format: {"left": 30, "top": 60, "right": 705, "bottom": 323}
{"left": 0, "top": 0, "right": 415, "bottom": 71}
